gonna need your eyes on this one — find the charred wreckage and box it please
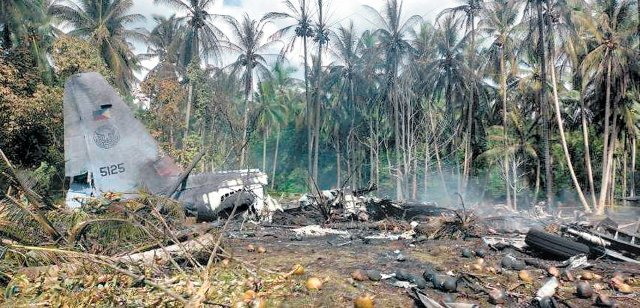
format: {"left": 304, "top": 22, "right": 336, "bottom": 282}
{"left": 58, "top": 72, "right": 640, "bottom": 306}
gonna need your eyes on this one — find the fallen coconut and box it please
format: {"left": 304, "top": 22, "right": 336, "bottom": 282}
{"left": 519, "top": 270, "right": 533, "bottom": 283}
{"left": 616, "top": 283, "right": 633, "bottom": 294}
{"left": 306, "top": 277, "right": 323, "bottom": 290}
{"left": 488, "top": 288, "right": 506, "bottom": 304}
{"left": 471, "top": 263, "right": 483, "bottom": 272}
{"left": 351, "top": 270, "right": 368, "bottom": 282}
{"left": 354, "top": 294, "right": 375, "bottom": 308}
{"left": 443, "top": 277, "right": 458, "bottom": 292}
{"left": 461, "top": 248, "right": 473, "bottom": 258}
{"left": 576, "top": 281, "right": 592, "bottom": 298}
{"left": 475, "top": 249, "right": 486, "bottom": 258}
{"left": 292, "top": 264, "right": 304, "bottom": 275}
{"left": 548, "top": 266, "right": 560, "bottom": 277}
{"left": 243, "top": 290, "right": 256, "bottom": 302}
{"left": 366, "top": 270, "right": 382, "bottom": 281}
{"left": 410, "top": 275, "right": 428, "bottom": 289}
{"left": 395, "top": 269, "right": 410, "bottom": 281}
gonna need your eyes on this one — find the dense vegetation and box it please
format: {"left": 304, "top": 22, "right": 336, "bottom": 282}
{"left": 1, "top": 0, "right": 639, "bottom": 215}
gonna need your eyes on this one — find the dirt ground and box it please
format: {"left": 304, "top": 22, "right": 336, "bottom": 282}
{"left": 220, "top": 221, "right": 640, "bottom": 308}
{"left": 2, "top": 209, "right": 640, "bottom": 307}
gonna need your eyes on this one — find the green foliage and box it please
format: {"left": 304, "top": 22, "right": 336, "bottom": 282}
{"left": 49, "top": 0, "right": 146, "bottom": 92}
{"left": 30, "top": 161, "right": 57, "bottom": 194}
{"left": 51, "top": 36, "right": 112, "bottom": 84}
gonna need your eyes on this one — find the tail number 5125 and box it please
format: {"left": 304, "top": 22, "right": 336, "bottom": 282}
{"left": 99, "top": 163, "right": 125, "bottom": 176}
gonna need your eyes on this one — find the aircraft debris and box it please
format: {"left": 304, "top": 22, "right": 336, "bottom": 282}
{"left": 62, "top": 73, "right": 273, "bottom": 221}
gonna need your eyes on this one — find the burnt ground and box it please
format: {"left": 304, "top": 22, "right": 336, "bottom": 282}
{"left": 219, "top": 220, "right": 640, "bottom": 308}
{"left": 2, "top": 204, "right": 640, "bottom": 307}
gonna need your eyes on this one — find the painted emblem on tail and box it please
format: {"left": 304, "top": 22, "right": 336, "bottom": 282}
{"left": 93, "top": 124, "right": 120, "bottom": 149}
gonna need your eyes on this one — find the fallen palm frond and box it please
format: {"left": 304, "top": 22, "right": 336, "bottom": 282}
{"left": 7, "top": 244, "right": 188, "bottom": 305}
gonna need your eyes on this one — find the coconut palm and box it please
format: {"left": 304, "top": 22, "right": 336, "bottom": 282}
{"left": 264, "top": 0, "right": 315, "bottom": 178}
{"left": 479, "top": 0, "right": 522, "bottom": 208}
{"left": 222, "top": 14, "right": 280, "bottom": 167}
{"left": 140, "top": 14, "right": 183, "bottom": 78}
{"left": 255, "top": 80, "right": 287, "bottom": 172}
{"left": 519, "top": 0, "right": 557, "bottom": 205}
{"left": 363, "top": 0, "right": 422, "bottom": 200}
{"left": 1, "top": 0, "right": 58, "bottom": 80}
{"left": 50, "top": 0, "right": 147, "bottom": 91}
{"left": 426, "top": 15, "right": 480, "bottom": 193}
{"left": 437, "top": 0, "right": 484, "bottom": 193}
{"left": 576, "top": 0, "right": 637, "bottom": 213}
{"left": 153, "top": 0, "right": 224, "bottom": 67}
{"left": 327, "top": 21, "right": 367, "bottom": 188}
{"left": 1, "top": 0, "right": 34, "bottom": 48}
{"left": 427, "top": 15, "right": 471, "bottom": 126}
{"left": 153, "top": 0, "right": 226, "bottom": 143}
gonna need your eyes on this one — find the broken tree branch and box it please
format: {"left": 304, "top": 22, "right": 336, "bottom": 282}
{"left": 5, "top": 192, "right": 64, "bottom": 243}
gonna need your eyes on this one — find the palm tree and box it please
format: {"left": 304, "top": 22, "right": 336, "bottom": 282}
{"left": 437, "top": 0, "right": 484, "bottom": 193}
{"left": 153, "top": 0, "right": 225, "bottom": 143}
{"left": 426, "top": 15, "right": 472, "bottom": 133}
{"left": 140, "top": 14, "right": 183, "bottom": 78}
{"left": 519, "top": 0, "right": 555, "bottom": 205}
{"left": 222, "top": 14, "right": 280, "bottom": 167}
{"left": 1, "top": 0, "right": 33, "bottom": 48}
{"left": 50, "top": 0, "right": 146, "bottom": 91}
{"left": 255, "top": 80, "right": 287, "bottom": 172}
{"left": 309, "top": 0, "right": 331, "bottom": 184}
{"left": 535, "top": 0, "right": 592, "bottom": 212}
{"left": 577, "top": 0, "right": 637, "bottom": 213}
{"left": 1, "top": 0, "right": 58, "bottom": 80}
{"left": 479, "top": 110, "right": 540, "bottom": 209}
{"left": 329, "top": 21, "right": 363, "bottom": 188}
{"left": 153, "top": 0, "right": 224, "bottom": 67}
{"left": 363, "top": 0, "right": 422, "bottom": 200}
{"left": 264, "top": 0, "right": 315, "bottom": 178}
{"left": 479, "top": 0, "right": 521, "bottom": 208}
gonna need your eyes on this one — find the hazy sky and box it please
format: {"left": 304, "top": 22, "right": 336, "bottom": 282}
{"left": 130, "top": 0, "right": 458, "bottom": 78}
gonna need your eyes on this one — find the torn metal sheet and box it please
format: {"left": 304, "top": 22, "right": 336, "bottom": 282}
{"left": 482, "top": 235, "right": 527, "bottom": 250}
{"left": 292, "top": 225, "right": 350, "bottom": 237}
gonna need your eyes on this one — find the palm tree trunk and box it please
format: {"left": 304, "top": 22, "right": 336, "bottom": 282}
{"left": 429, "top": 112, "right": 448, "bottom": 196}
{"left": 183, "top": 83, "right": 193, "bottom": 144}
{"left": 598, "top": 58, "right": 613, "bottom": 211}
{"left": 270, "top": 128, "right": 280, "bottom": 190}
{"left": 336, "top": 135, "right": 341, "bottom": 188}
{"left": 549, "top": 39, "right": 592, "bottom": 212}
{"left": 581, "top": 97, "right": 597, "bottom": 208}
{"left": 350, "top": 78, "right": 357, "bottom": 190}
{"left": 623, "top": 140, "right": 628, "bottom": 206}
{"left": 463, "top": 11, "right": 477, "bottom": 194}
{"left": 240, "top": 71, "right": 253, "bottom": 167}
{"left": 611, "top": 157, "right": 618, "bottom": 206}
{"left": 424, "top": 137, "right": 430, "bottom": 199}
{"left": 304, "top": 34, "right": 313, "bottom": 181}
{"left": 512, "top": 158, "right": 517, "bottom": 210}
{"left": 262, "top": 127, "right": 268, "bottom": 171}
{"left": 500, "top": 46, "right": 511, "bottom": 209}
{"left": 537, "top": 0, "right": 553, "bottom": 206}
{"left": 608, "top": 107, "right": 620, "bottom": 206}
{"left": 533, "top": 158, "right": 541, "bottom": 206}
{"left": 632, "top": 136, "right": 637, "bottom": 197}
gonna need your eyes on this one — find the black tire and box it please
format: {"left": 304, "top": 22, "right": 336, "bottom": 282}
{"left": 525, "top": 228, "right": 591, "bottom": 259}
